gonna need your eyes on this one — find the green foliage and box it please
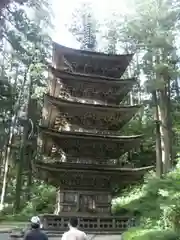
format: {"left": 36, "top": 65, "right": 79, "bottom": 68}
{"left": 122, "top": 228, "right": 179, "bottom": 240}
{"left": 113, "top": 164, "right": 180, "bottom": 232}
{"left": 0, "top": 0, "right": 53, "bottom": 212}
{"left": 0, "top": 183, "right": 56, "bottom": 221}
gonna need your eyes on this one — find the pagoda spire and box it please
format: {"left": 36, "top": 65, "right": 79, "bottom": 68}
{"left": 84, "top": 13, "right": 96, "bottom": 51}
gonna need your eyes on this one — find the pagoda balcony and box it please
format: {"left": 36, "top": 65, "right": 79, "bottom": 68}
{"left": 53, "top": 42, "right": 133, "bottom": 78}
{"left": 49, "top": 66, "right": 136, "bottom": 105}
{"left": 40, "top": 155, "right": 125, "bottom": 166}
{"left": 38, "top": 214, "right": 135, "bottom": 233}
{"left": 39, "top": 126, "right": 142, "bottom": 160}
{"left": 42, "top": 94, "right": 141, "bottom": 133}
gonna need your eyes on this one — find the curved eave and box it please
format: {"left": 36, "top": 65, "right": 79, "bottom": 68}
{"left": 44, "top": 94, "right": 142, "bottom": 111}
{"left": 35, "top": 161, "right": 154, "bottom": 174}
{"left": 49, "top": 65, "right": 136, "bottom": 84}
{"left": 53, "top": 43, "right": 134, "bottom": 78}
{"left": 39, "top": 128, "right": 143, "bottom": 159}
{"left": 53, "top": 42, "right": 133, "bottom": 61}
{"left": 39, "top": 126, "right": 143, "bottom": 142}
{"left": 34, "top": 162, "right": 153, "bottom": 189}
{"left": 49, "top": 66, "right": 136, "bottom": 104}
{"left": 42, "top": 94, "right": 141, "bottom": 131}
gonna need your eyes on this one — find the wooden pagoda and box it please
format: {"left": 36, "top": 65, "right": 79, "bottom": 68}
{"left": 36, "top": 43, "right": 152, "bottom": 233}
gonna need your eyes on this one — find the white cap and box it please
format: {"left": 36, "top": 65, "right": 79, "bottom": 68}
{"left": 31, "top": 216, "right": 40, "bottom": 224}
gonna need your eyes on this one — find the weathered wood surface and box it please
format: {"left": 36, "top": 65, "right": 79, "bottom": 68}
{"left": 48, "top": 66, "right": 136, "bottom": 104}
{"left": 42, "top": 94, "right": 141, "bottom": 132}
{"left": 39, "top": 126, "right": 142, "bottom": 160}
{"left": 52, "top": 42, "right": 133, "bottom": 78}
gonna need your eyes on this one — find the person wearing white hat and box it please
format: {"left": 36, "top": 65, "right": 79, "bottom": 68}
{"left": 23, "top": 216, "right": 48, "bottom": 240}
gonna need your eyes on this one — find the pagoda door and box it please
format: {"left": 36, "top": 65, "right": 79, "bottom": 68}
{"left": 79, "top": 194, "right": 96, "bottom": 213}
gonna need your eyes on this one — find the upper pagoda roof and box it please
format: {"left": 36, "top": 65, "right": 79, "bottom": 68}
{"left": 49, "top": 65, "right": 136, "bottom": 83}
{"left": 53, "top": 42, "right": 133, "bottom": 78}
{"left": 49, "top": 66, "right": 136, "bottom": 104}
{"left": 39, "top": 126, "right": 142, "bottom": 160}
{"left": 42, "top": 94, "right": 141, "bottom": 132}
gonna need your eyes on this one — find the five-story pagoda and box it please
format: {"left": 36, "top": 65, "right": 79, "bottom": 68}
{"left": 36, "top": 42, "right": 152, "bottom": 233}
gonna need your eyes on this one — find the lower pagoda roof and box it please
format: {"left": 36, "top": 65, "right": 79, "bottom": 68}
{"left": 35, "top": 161, "right": 153, "bottom": 172}
{"left": 34, "top": 161, "right": 153, "bottom": 190}
{"left": 49, "top": 66, "right": 136, "bottom": 104}
{"left": 42, "top": 94, "right": 141, "bottom": 132}
{"left": 53, "top": 42, "right": 133, "bottom": 78}
{"left": 39, "top": 126, "right": 143, "bottom": 160}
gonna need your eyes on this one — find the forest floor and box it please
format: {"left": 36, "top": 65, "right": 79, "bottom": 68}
{"left": 0, "top": 222, "right": 27, "bottom": 232}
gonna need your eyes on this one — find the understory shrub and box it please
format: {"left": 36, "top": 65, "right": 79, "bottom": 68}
{"left": 0, "top": 182, "right": 56, "bottom": 222}
{"left": 113, "top": 164, "right": 180, "bottom": 238}
{"left": 122, "top": 227, "right": 179, "bottom": 240}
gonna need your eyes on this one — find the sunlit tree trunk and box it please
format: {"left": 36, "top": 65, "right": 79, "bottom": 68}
{"left": 0, "top": 62, "right": 19, "bottom": 210}
{"left": 152, "top": 91, "right": 162, "bottom": 177}
{"left": 0, "top": 66, "right": 27, "bottom": 210}
{"left": 174, "top": 78, "right": 180, "bottom": 98}
{"left": 14, "top": 66, "right": 33, "bottom": 212}
{"left": 13, "top": 49, "right": 39, "bottom": 210}
{"left": 159, "top": 86, "right": 171, "bottom": 174}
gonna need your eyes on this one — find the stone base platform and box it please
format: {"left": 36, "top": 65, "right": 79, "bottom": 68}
{"left": 39, "top": 214, "right": 134, "bottom": 233}
{"left": 10, "top": 214, "right": 134, "bottom": 240}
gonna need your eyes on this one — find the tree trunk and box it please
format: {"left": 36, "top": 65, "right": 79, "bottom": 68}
{"left": 174, "top": 78, "right": 180, "bottom": 98}
{"left": 167, "top": 80, "right": 174, "bottom": 164}
{"left": 0, "top": 114, "right": 17, "bottom": 209}
{"left": 159, "top": 87, "right": 171, "bottom": 174}
{"left": 14, "top": 131, "right": 27, "bottom": 212}
{"left": 27, "top": 147, "right": 32, "bottom": 201}
{"left": 14, "top": 66, "right": 33, "bottom": 212}
{"left": 152, "top": 91, "right": 162, "bottom": 177}
{"left": 0, "top": 63, "right": 20, "bottom": 210}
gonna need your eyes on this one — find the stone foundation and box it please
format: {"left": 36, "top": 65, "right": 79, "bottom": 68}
{"left": 39, "top": 214, "right": 135, "bottom": 233}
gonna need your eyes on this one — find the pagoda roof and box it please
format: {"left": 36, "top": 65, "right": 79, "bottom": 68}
{"left": 39, "top": 126, "right": 143, "bottom": 160}
{"left": 34, "top": 161, "right": 153, "bottom": 190}
{"left": 53, "top": 42, "right": 133, "bottom": 78}
{"left": 40, "top": 126, "right": 142, "bottom": 141}
{"left": 49, "top": 66, "right": 136, "bottom": 104}
{"left": 49, "top": 65, "right": 136, "bottom": 83}
{"left": 35, "top": 161, "right": 153, "bottom": 173}
{"left": 43, "top": 94, "right": 141, "bottom": 132}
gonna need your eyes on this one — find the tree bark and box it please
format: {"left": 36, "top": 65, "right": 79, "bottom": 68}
{"left": 174, "top": 78, "right": 180, "bottom": 98}
{"left": 0, "top": 63, "right": 20, "bottom": 210}
{"left": 26, "top": 147, "right": 32, "bottom": 201}
{"left": 14, "top": 65, "right": 33, "bottom": 212}
{"left": 152, "top": 91, "right": 162, "bottom": 177}
{"left": 159, "top": 87, "right": 171, "bottom": 174}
